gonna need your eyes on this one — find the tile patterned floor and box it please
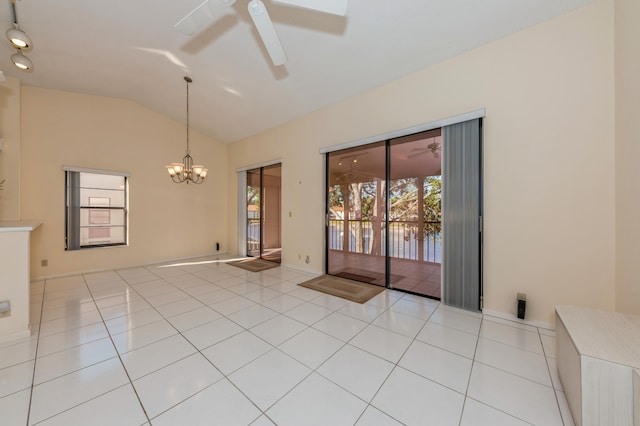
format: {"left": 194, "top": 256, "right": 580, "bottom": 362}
{"left": 2, "top": 255, "right": 574, "bottom": 425}
{"left": 328, "top": 251, "right": 442, "bottom": 299}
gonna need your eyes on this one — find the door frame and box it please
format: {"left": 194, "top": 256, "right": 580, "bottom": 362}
{"left": 321, "top": 110, "right": 485, "bottom": 306}
{"left": 237, "top": 159, "right": 282, "bottom": 258}
{"left": 324, "top": 134, "right": 444, "bottom": 300}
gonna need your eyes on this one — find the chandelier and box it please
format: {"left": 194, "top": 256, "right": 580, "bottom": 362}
{"left": 166, "top": 76, "right": 207, "bottom": 184}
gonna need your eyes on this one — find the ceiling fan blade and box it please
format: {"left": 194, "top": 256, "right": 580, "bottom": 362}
{"left": 175, "top": 0, "right": 237, "bottom": 36}
{"left": 408, "top": 151, "right": 429, "bottom": 159}
{"left": 272, "top": 0, "right": 348, "bottom": 16}
{"left": 248, "top": 0, "right": 287, "bottom": 66}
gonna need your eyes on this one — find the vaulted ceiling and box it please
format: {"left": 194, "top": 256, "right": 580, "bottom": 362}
{"left": 0, "top": 0, "right": 592, "bottom": 143}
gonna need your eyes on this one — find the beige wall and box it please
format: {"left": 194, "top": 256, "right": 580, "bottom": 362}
{"left": 615, "top": 0, "right": 640, "bottom": 315}
{"left": 2, "top": 0, "right": 624, "bottom": 325}
{"left": 228, "top": 0, "right": 616, "bottom": 325}
{"left": 0, "top": 77, "right": 22, "bottom": 220}
{"left": 19, "top": 87, "right": 228, "bottom": 278}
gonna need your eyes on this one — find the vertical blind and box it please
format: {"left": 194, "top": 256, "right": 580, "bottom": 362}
{"left": 442, "top": 118, "right": 482, "bottom": 311}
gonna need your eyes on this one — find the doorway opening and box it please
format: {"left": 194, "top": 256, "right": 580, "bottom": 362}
{"left": 247, "top": 163, "right": 282, "bottom": 263}
{"left": 326, "top": 130, "right": 442, "bottom": 299}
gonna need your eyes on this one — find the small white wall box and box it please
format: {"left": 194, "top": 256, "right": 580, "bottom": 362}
{"left": 0, "top": 300, "right": 10, "bottom": 318}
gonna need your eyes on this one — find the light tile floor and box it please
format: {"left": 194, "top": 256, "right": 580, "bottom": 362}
{"left": 2, "top": 255, "right": 574, "bottom": 426}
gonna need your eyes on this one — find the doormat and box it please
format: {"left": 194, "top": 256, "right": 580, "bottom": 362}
{"left": 228, "top": 258, "right": 279, "bottom": 273}
{"left": 298, "top": 275, "right": 385, "bottom": 304}
{"left": 334, "top": 268, "right": 404, "bottom": 285}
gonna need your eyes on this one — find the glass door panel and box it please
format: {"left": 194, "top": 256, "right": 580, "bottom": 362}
{"left": 261, "top": 164, "right": 282, "bottom": 263}
{"left": 246, "top": 168, "right": 261, "bottom": 258}
{"left": 327, "top": 142, "right": 387, "bottom": 286}
{"left": 246, "top": 164, "right": 282, "bottom": 262}
{"left": 389, "top": 130, "right": 442, "bottom": 298}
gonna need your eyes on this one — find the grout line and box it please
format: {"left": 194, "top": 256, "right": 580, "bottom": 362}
{"left": 28, "top": 382, "right": 130, "bottom": 426}
{"left": 23, "top": 258, "right": 556, "bottom": 425}
{"left": 538, "top": 328, "right": 567, "bottom": 425}
{"left": 25, "top": 280, "right": 47, "bottom": 426}
{"left": 462, "top": 396, "right": 537, "bottom": 426}
{"left": 111, "top": 263, "right": 269, "bottom": 421}
{"left": 458, "top": 314, "right": 483, "bottom": 426}
{"left": 81, "top": 272, "right": 152, "bottom": 424}
{"left": 21, "top": 262, "right": 234, "bottom": 426}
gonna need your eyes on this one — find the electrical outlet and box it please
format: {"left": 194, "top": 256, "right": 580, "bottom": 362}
{"left": 41, "top": 259, "right": 48, "bottom": 267}
{"left": 305, "top": 255, "right": 310, "bottom": 264}
{"left": 0, "top": 300, "right": 10, "bottom": 318}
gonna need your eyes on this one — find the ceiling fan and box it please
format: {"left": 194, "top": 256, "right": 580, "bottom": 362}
{"left": 409, "top": 141, "right": 441, "bottom": 159}
{"left": 175, "top": 0, "right": 349, "bottom": 66}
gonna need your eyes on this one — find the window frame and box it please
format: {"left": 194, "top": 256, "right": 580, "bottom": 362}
{"left": 64, "top": 166, "right": 129, "bottom": 251}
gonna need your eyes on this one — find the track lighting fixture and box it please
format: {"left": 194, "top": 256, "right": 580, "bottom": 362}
{"left": 6, "top": 0, "right": 34, "bottom": 72}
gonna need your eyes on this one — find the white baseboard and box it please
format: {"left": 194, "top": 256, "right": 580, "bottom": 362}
{"left": 278, "top": 262, "right": 322, "bottom": 276}
{"left": 32, "top": 252, "right": 224, "bottom": 281}
{"left": 0, "top": 327, "right": 31, "bottom": 345}
{"left": 482, "top": 309, "right": 554, "bottom": 331}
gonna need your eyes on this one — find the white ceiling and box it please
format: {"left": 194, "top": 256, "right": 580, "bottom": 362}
{"left": 0, "top": 0, "right": 592, "bottom": 144}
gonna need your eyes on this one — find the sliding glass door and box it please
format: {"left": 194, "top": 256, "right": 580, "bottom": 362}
{"left": 326, "top": 120, "right": 482, "bottom": 307}
{"left": 247, "top": 164, "right": 282, "bottom": 263}
{"left": 326, "top": 131, "right": 443, "bottom": 299}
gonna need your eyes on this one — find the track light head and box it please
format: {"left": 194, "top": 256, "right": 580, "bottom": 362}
{"left": 6, "top": 27, "right": 32, "bottom": 50}
{"left": 11, "top": 51, "right": 33, "bottom": 72}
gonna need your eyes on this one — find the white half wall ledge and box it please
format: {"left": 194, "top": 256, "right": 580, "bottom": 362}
{"left": 0, "top": 221, "right": 41, "bottom": 342}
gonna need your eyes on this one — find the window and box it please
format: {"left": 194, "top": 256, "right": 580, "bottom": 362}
{"left": 65, "top": 168, "right": 128, "bottom": 250}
